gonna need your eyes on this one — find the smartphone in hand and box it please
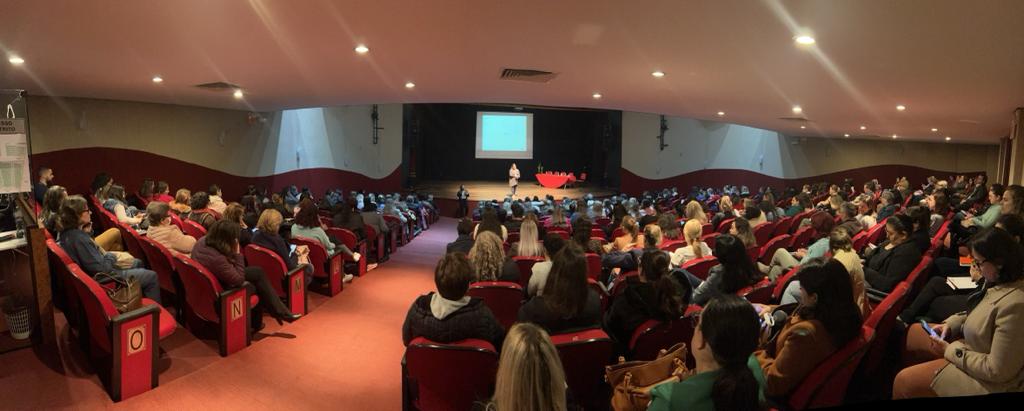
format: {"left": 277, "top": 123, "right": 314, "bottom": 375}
{"left": 921, "top": 320, "right": 940, "bottom": 339}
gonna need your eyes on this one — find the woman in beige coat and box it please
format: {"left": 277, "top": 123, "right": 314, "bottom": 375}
{"left": 894, "top": 227, "right": 1024, "bottom": 397}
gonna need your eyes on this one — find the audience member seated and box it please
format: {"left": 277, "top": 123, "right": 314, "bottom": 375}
{"left": 877, "top": 191, "right": 897, "bottom": 221}
{"left": 504, "top": 202, "right": 524, "bottom": 233}
{"left": 91, "top": 172, "right": 114, "bottom": 201}
{"left": 926, "top": 191, "right": 952, "bottom": 236}
{"left": 605, "top": 250, "right": 689, "bottom": 350}
{"left": 837, "top": 201, "right": 863, "bottom": 234}
{"left": 547, "top": 205, "right": 570, "bottom": 230}
{"left": 32, "top": 166, "right": 53, "bottom": 204}
{"left": 153, "top": 181, "right": 174, "bottom": 203}
{"left": 360, "top": 200, "right": 390, "bottom": 245}
{"left": 251, "top": 209, "right": 323, "bottom": 283}
{"left": 137, "top": 179, "right": 155, "bottom": 205}
{"left": 855, "top": 196, "right": 878, "bottom": 228}
{"left": 401, "top": 252, "right": 504, "bottom": 349}
{"left": 484, "top": 323, "right": 569, "bottom": 410}
{"left": 518, "top": 243, "right": 601, "bottom": 334}
{"left": 864, "top": 214, "right": 922, "bottom": 293}
{"left": 649, "top": 295, "right": 766, "bottom": 411}
{"left": 269, "top": 193, "right": 292, "bottom": 217}
{"left": 755, "top": 258, "right": 863, "bottom": 398}
{"left": 711, "top": 196, "right": 735, "bottom": 230}
{"left": 145, "top": 201, "right": 196, "bottom": 254}
{"left": 169, "top": 188, "right": 192, "bottom": 215}
{"left": 39, "top": 185, "right": 67, "bottom": 237}
{"left": 191, "top": 219, "right": 300, "bottom": 329}
{"left": 744, "top": 200, "right": 767, "bottom": 227}
{"left": 188, "top": 192, "right": 218, "bottom": 230}
{"left": 468, "top": 231, "right": 519, "bottom": 282}
{"left": 474, "top": 207, "right": 508, "bottom": 241}
{"left": 730, "top": 217, "right": 757, "bottom": 248}
{"left": 292, "top": 198, "right": 358, "bottom": 261}
{"left": 784, "top": 193, "right": 810, "bottom": 217}
{"left": 906, "top": 206, "right": 933, "bottom": 254}
{"left": 223, "top": 202, "right": 252, "bottom": 248}
{"left": 56, "top": 195, "right": 161, "bottom": 303}
{"left": 605, "top": 215, "right": 641, "bottom": 253}
{"left": 103, "top": 185, "right": 144, "bottom": 226}
{"left": 571, "top": 217, "right": 604, "bottom": 255}
{"left": 509, "top": 219, "right": 545, "bottom": 258}
{"left": 527, "top": 235, "right": 567, "bottom": 297}
{"left": 207, "top": 184, "right": 228, "bottom": 215}
{"left": 670, "top": 219, "right": 713, "bottom": 267}
{"left": 446, "top": 218, "right": 476, "bottom": 255}
{"left": 685, "top": 200, "right": 708, "bottom": 225}
{"left": 759, "top": 211, "right": 834, "bottom": 280}
{"left": 894, "top": 228, "right": 1024, "bottom": 398}
{"left": 691, "top": 235, "right": 763, "bottom": 306}
{"left": 332, "top": 200, "right": 366, "bottom": 240}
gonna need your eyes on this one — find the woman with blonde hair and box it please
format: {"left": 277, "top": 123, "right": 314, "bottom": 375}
{"left": 671, "top": 219, "right": 713, "bottom": 267}
{"left": 487, "top": 323, "right": 568, "bottom": 411}
{"left": 730, "top": 217, "right": 758, "bottom": 248}
{"left": 605, "top": 215, "right": 640, "bottom": 252}
{"left": 711, "top": 195, "right": 734, "bottom": 230}
{"left": 685, "top": 200, "right": 708, "bottom": 225}
{"left": 469, "top": 231, "right": 518, "bottom": 282}
{"left": 511, "top": 219, "right": 545, "bottom": 258}
{"left": 169, "top": 188, "right": 192, "bottom": 215}
{"left": 548, "top": 204, "right": 569, "bottom": 230}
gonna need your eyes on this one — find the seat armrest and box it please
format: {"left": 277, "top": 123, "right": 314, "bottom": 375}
{"left": 865, "top": 287, "right": 889, "bottom": 302}
{"left": 111, "top": 303, "right": 161, "bottom": 324}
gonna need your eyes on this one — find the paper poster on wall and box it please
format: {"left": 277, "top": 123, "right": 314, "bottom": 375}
{"left": 0, "top": 118, "right": 30, "bottom": 194}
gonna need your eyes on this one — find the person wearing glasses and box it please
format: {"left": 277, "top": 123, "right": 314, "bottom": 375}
{"left": 894, "top": 227, "right": 1024, "bottom": 398}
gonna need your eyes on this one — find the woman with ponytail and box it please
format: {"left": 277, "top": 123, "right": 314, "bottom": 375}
{"left": 671, "top": 219, "right": 713, "bottom": 267}
{"left": 754, "top": 258, "right": 863, "bottom": 397}
{"left": 649, "top": 295, "right": 765, "bottom": 411}
{"left": 691, "top": 234, "right": 763, "bottom": 306}
{"left": 604, "top": 250, "right": 690, "bottom": 350}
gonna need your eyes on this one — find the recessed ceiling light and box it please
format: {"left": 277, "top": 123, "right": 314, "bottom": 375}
{"left": 931, "top": 128, "right": 938, "bottom": 132}
{"left": 800, "top": 125, "right": 806, "bottom": 129}
{"left": 152, "top": 76, "right": 163, "bottom": 83}
{"left": 792, "top": 106, "right": 803, "bottom": 114}
{"left": 717, "top": 111, "right": 725, "bottom": 117}
{"left": 896, "top": 105, "right": 906, "bottom": 111}
{"left": 405, "top": 82, "right": 415, "bottom": 89}
{"left": 354, "top": 44, "right": 369, "bottom": 54}
{"left": 233, "top": 89, "right": 244, "bottom": 99}
{"left": 651, "top": 70, "right": 665, "bottom": 78}
{"left": 8, "top": 56, "right": 24, "bottom": 65}
{"left": 945, "top": 136, "right": 951, "bottom": 141}
{"left": 794, "top": 35, "right": 816, "bottom": 45}
{"left": 592, "top": 93, "right": 602, "bottom": 99}
{"left": 844, "top": 133, "right": 850, "bottom": 137}
{"left": 892, "top": 134, "right": 898, "bottom": 139}
{"left": 859, "top": 125, "right": 867, "bottom": 130}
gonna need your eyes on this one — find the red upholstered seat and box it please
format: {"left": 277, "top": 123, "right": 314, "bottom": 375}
{"left": 512, "top": 256, "right": 545, "bottom": 289}
{"left": 181, "top": 219, "right": 206, "bottom": 239}
{"left": 466, "top": 281, "right": 523, "bottom": 330}
{"left": 861, "top": 282, "right": 910, "bottom": 373}
{"left": 788, "top": 226, "right": 814, "bottom": 250}
{"left": 851, "top": 231, "right": 869, "bottom": 254}
{"left": 172, "top": 253, "right": 252, "bottom": 357}
{"left": 585, "top": 253, "right": 602, "bottom": 281}
{"left": 737, "top": 278, "right": 773, "bottom": 304}
{"left": 771, "top": 265, "right": 801, "bottom": 303}
{"left": 403, "top": 338, "right": 499, "bottom": 411}
{"left": 659, "top": 240, "right": 686, "bottom": 253}
{"left": 753, "top": 222, "right": 777, "bottom": 246}
{"left": 787, "top": 326, "right": 875, "bottom": 410}
{"left": 142, "top": 298, "right": 177, "bottom": 339}
{"left": 243, "top": 244, "right": 306, "bottom": 315}
{"left": 587, "top": 278, "right": 609, "bottom": 312}
{"left": 629, "top": 305, "right": 701, "bottom": 367}
{"left": 701, "top": 223, "right": 713, "bottom": 236}
{"left": 609, "top": 270, "right": 639, "bottom": 298}
{"left": 681, "top": 256, "right": 717, "bottom": 281}
{"left": 865, "top": 218, "right": 888, "bottom": 246}
{"left": 117, "top": 223, "right": 146, "bottom": 260}
{"left": 289, "top": 236, "right": 343, "bottom": 296}
{"left": 759, "top": 234, "right": 791, "bottom": 265}
{"left": 550, "top": 328, "right": 614, "bottom": 411}
{"left": 700, "top": 233, "right": 718, "bottom": 250}
{"left": 772, "top": 217, "right": 794, "bottom": 239}
{"left": 716, "top": 217, "right": 736, "bottom": 234}
{"left": 327, "top": 227, "right": 367, "bottom": 276}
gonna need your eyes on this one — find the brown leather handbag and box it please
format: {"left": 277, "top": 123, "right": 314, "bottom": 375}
{"left": 95, "top": 272, "right": 143, "bottom": 313}
{"left": 604, "top": 343, "right": 692, "bottom": 411}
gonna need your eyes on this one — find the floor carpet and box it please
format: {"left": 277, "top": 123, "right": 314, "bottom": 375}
{"left": 0, "top": 218, "right": 452, "bottom": 410}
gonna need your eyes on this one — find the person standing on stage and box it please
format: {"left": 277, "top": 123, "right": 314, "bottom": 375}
{"left": 509, "top": 163, "right": 521, "bottom": 197}
{"left": 457, "top": 184, "right": 470, "bottom": 218}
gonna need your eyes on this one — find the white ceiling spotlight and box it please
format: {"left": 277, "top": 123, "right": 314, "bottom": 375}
{"left": 896, "top": 104, "right": 906, "bottom": 111}
{"left": 152, "top": 76, "right": 163, "bottom": 83}
{"left": 717, "top": 111, "right": 725, "bottom": 117}
{"left": 592, "top": 92, "right": 602, "bottom": 99}
{"left": 859, "top": 125, "right": 867, "bottom": 130}
{"left": 405, "top": 82, "right": 416, "bottom": 89}
{"left": 931, "top": 127, "right": 938, "bottom": 132}
{"left": 892, "top": 134, "right": 898, "bottom": 139}
{"left": 8, "top": 55, "right": 24, "bottom": 65}
{"left": 354, "top": 44, "right": 369, "bottom": 54}
{"left": 800, "top": 125, "right": 806, "bottom": 129}
{"left": 233, "top": 89, "right": 244, "bottom": 99}
{"left": 794, "top": 35, "right": 816, "bottom": 45}
{"left": 844, "top": 133, "right": 850, "bottom": 137}
{"left": 945, "top": 136, "right": 952, "bottom": 141}
{"left": 651, "top": 70, "right": 665, "bottom": 78}
{"left": 792, "top": 106, "right": 803, "bottom": 114}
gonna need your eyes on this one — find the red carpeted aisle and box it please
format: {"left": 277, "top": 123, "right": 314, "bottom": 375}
{"left": 0, "top": 218, "right": 453, "bottom": 410}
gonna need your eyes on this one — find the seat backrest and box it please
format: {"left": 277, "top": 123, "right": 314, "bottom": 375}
{"left": 290, "top": 236, "right": 329, "bottom": 279}
{"left": 137, "top": 235, "right": 179, "bottom": 294}
{"left": 772, "top": 217, "right": 794, "bottom": 238}
{"left": 364, "top": 224, "right": 378, "bottom": 242}
{"left": 243, "top": 244, "right": 289, "bottom": 296}
{"left": 861, "top": 282, "right": 910, "bottom": 373}
{"left": 682, "top": 256, "right": 718, "bottom": 281}
{"left": 739, "top": 278, "right": 773, "bottom": 304}
{"left": 701, "top": 223, "right": 713, "bottom": 236}
{"left": 716, "top": 217, "right": 736, "bottom": 234}
{"left": 788, "top": 326, "right": 875, "bottom": 410}
{"left": 405, "top": 337, "right": 499, "bottom": 411}
{"left": 181, "top": 219, "right": 207, "bottom": 239}
{"left": 789, "top": 226, "right": 814, "bottom": 250}
{"left": 550, "top": 328, "right": 614, "bottom": 410}
{"left": 585, "top": 253, "right": 602, "bottom": 281}
{"left": 326, "top": 227, "right": 358, "bottom": 251}
{"left": 629, "top": 308, "right": 700, "bottom": 366}
{"left": 865, "top": 219, "right": 888, "bottom": 245}
{"left": 506, "top": 231, "right": 520, "bottom": 245}
{"left": 759, "top": 234, "right": 791, "bottom": 265}
{"left": 595, "top": 217, "right": 612, "bottom": 228}
{"left": 66, "top": 263, "right": 119, "bottom": 352}
{"left": 172, "top": 253, "right": 224, "bottom": 323}
{"left": 587, "top": 278, "right": 609, "bottom": 312}
{"left": 771, "top": 265, "right": 801, "bottom": 303}
{"left": 611, "top": 227, "right": 625, "bottom": 239}
{"left": 851, "top": 231, "right": 869, "bottom": 254}
{"left": 700, "top": 233, "right": 717, "bottom": 250}
{"left": 169, "top": 212, "right": 184, "bottom": 230}
{"left": 467, "top": 281, "right": 523, "bottom": 330}
{"left": 754, "top": 222, "right": 777, "bottom": 246}
{"left": 609, "top": 271, "right": 640, "bottom": 298}
{"left": 904, "top": 256, "right": 933, "bottom": 295}
{"left": 746, "top": 246, "right": 760, "bottom": 264}
{"left": 117, "top": 223, "right": 146, "bottom": 261}
{"left": 659, "top": 240, "right": 687, "bottom": 253}
{"left": 512, "top": 256, "right": 544, "bottom": 289}
{"left": 548, "top": 229, "right": 570, "bottom": 240}
{"left": 46, "top": 240, "right": 84, "bottom": 327}
{"left": 590, "top": 228, "right": 606, "bottom": 239}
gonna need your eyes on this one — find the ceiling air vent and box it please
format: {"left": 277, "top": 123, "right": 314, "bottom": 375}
{"left": 194, "top": 81, "right": 242, "bottom": 91}
{"left": 499, "top": 68, "right": 558, "bottom": 83}
{"left": 777, "top": 116, "right": 810, "bottom": 123}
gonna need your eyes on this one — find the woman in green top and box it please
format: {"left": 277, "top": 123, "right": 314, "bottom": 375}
{"left": 648, "top": 295, "right": 766, "bottom": 411}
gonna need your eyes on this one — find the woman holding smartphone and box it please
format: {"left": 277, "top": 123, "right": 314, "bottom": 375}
{"left": 893, "top": 227, "right": 1024, "bottom": 398}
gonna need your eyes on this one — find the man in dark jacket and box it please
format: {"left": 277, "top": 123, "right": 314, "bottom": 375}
{"left": 446, "top": 218, "right": 475, "bottom": 255}
{"left": 402, "top": 252, "right": 504, "bottom": 349}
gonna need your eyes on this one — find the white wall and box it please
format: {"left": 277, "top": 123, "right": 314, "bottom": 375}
{"left": 622, "top": 111, "right": 999, "bottom": 179}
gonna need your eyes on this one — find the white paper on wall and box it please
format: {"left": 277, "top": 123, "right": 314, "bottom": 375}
{"left": 0, "top": 119, "right": 29, "bottom": 194}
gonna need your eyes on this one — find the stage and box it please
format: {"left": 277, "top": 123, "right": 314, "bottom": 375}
{"left": 416, "top": 180, "right": 616, "bottom": 217}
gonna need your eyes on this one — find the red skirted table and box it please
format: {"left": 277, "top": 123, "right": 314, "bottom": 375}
{"left": 536, "top": 173, "right": 576, "bottom": 188}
